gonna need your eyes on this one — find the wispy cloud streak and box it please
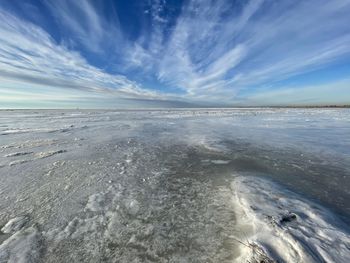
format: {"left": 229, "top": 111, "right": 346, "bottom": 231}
{"left": 0, "top": 8, "right": 163, "bottom": 101}
{"left": 0, "top": 0, "right": 350, "bottom": 107}
{"left": 132, "top": 0, "right": 350, "bottom": 101}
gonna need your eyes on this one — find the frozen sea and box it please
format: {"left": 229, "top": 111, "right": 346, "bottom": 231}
{"left": 0, "top": 108, "right": 349, "bottom": 262}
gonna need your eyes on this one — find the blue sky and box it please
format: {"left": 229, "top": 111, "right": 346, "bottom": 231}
{"left": 0, "top": 0, "right": 350, "bottom": 108}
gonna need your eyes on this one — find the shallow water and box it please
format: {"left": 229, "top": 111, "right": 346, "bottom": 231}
{"left": 0, "top": 109, "right": 349, "bottom": 262}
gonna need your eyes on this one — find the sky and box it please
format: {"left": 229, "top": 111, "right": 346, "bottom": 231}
{"left": 0, "top": 0, "right": 350, "bottom": 108}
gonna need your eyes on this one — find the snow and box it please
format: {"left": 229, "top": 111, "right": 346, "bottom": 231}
{"left": 231, "top": 176, "right": 350, "bottom": 263}
{"left": 35, "top": 150, "right": 67, "bottom": 159}
{"left": 0, "top": 227, "right": 41, "bottom": 263}
{"left": 85, "top": 193, "right": 106, "bottom": 212}
{"left": 4, "top": 152, "right": 33, "bottom": 158}
{"left": 1, "top": 216, "right": 28, "bottom": 234}
{"left": 211, "top": 159, "right": 231, "bottom": 164}
{"left": 123, "top": 199, "right": 140, "bottom": 216}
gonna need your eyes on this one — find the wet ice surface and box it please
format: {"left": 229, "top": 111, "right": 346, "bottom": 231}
{"left": 0, "top": 109, "right": 349, "bottom": 262}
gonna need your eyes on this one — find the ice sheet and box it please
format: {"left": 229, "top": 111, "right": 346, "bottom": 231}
{"left": 0, "top": 108, "right": 349, "bottom": 262}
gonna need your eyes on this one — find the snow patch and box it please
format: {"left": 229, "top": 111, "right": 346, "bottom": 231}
{"left": 123, "top": 199, "right": 140, "bottom": 216}
{"left": 35, "top": 150, "right": 67, "bottom": 159}
{"left": 85, "top": 193, "right": 106, "bottom": 212}
{"left": 9, "top": 160, "right": 30, "bottom": 166}
{"left": 211, "top": 159, "right": 230, "bottom": 164}
{"left": 231, "top": 176, "right": 350, "bottom": 263}
{"left": 4, "top": 152, "right": 33, "bottom": 158}
{"left": 1, "top": 216, "right": 29, "bottom": 234}
{"left": 0, "top": 227, "right": 42, "bottom": 263}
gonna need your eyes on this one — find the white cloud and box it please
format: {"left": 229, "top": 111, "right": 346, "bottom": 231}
{"left": 124, "top": 0, "right": 350, "bottom": 102}
{"left": 0, "top": 9, "right": 164, "bottom": 101}
{"left": 43, "top": 0, "right": 122, "bottom": 53}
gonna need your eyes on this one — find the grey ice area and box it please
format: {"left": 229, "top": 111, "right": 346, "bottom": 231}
{"left": 0, "top": 109, "right": 349, "bottom": 262}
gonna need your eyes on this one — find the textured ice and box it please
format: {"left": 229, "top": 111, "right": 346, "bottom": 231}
{"left": 0, "top": 109, "right": 349, "bottom": 262}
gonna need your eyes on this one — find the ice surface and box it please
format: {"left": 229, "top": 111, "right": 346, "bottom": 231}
{"left": 0, "top": 109, "right": 349, "bottom": 262}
